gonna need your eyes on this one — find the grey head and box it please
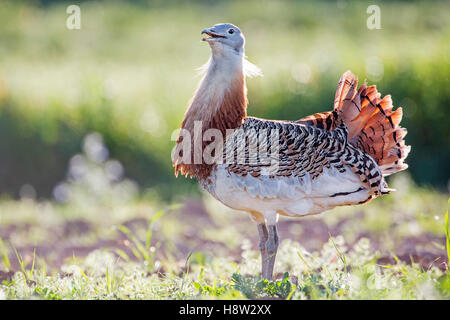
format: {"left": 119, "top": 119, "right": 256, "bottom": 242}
{"left": 201, "top": 23, "right": 245, "bottom": 55}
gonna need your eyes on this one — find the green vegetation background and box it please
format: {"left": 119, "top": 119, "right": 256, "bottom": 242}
{"left": 0, "top": 0, "right": 448, "bottom": 200}
{"left": 0, "top": 0, "right": 450, "bottom": 300}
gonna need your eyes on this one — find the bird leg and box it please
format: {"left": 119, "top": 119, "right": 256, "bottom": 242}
{"left": 257, "top": 223, "right": 268, "bottom": 279}
{"left": 264, "top": 224, "right": 279, "bottom": 281}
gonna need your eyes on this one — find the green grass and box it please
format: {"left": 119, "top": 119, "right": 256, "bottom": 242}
{"left": 0, "top": 0, "right": 449, "bottom": 300}
{"left": 0, "top": 168, "right": 448, "bottom": 299}
{"left": 0, "top": 228, "right": 449, "bottom": 300}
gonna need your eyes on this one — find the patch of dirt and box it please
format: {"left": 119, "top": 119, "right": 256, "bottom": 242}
{"left": 0, "top": 270, "right": 14, "bottom": 282}
{"left": 0, "top": 198, "right": 447, "bottom": 273}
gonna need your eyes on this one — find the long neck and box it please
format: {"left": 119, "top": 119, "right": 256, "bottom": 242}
{"left": 181, "top": 51, "right": 247, "bottom": 135}
{"left": 174, "top": 49, "right": 248, "bottom": 179}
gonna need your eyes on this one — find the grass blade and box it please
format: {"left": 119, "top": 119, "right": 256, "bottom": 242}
{"left": 0, "top": 238, "right": 10, "bottom": 271}
{"left": 329, "top": 233, "right": 347, "bottom": 273}
{"left": 445, "top": 208, "right": 450, "bottom": 266}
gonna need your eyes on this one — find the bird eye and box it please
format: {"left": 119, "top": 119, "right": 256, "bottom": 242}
{"left": 228, "top": 29, "right": 234, "bottom": 34}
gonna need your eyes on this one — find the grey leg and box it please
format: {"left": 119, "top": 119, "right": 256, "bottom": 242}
{"left": 264, "top": 224, "right": 279, "bottom": 281}
{"left": 257, "top": 223, "right": 268, "bottom": 279}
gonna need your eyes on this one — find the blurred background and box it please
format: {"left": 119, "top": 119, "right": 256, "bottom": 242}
{"left": 0, "top": 0, "right": 449, "bottom": 200}
{"left": 0, "top": 0, "right": 449, "bottom": 279}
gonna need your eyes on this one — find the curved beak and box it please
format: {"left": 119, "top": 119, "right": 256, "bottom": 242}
{"left": 201, "top": 28, "right": 211, "bottom": 35}
{"left": 201, "top": 28, "right": 226, "bottom": 41}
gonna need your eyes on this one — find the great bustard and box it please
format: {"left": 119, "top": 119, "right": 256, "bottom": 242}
{"left": 172, "top": 23, "right": 410, "bottom": 280}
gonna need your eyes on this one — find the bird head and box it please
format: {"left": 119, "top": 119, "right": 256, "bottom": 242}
{"left": 201, "top": 23, "right": 245, "bottom": 55}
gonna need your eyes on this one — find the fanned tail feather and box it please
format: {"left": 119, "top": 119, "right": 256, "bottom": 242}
{"left": 333, "top": 71, "right": 410, "bottom": 176}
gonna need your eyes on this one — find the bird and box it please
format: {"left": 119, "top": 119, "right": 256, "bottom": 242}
{"left": 172, "top": 23, "right": 410, "bottom": 280}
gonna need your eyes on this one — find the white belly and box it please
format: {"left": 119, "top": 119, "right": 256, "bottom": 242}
{"left": 202, "top": 164, "right": 370, "bottom": 221}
